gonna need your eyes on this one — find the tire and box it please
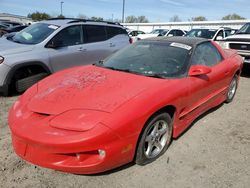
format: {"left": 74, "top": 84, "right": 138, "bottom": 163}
{"left": 225, "top": 75, "right": 238, "bottom": 103}
{"left": 135, "top": 112, "right": 173, "bottom": 165}
{"left": 15, "top": 72, "right": 48, "bottom": 93}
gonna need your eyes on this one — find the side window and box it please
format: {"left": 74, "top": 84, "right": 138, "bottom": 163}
{"left": 191, "top": 42, "right": 222, "bottom": 67}
{"left": 106, "top": 26, "right": 126, "bottom": 39}
{"left": 176, "top": 30, "right": 184, "bottom": 36}
{"left": 52, "top": 25, "right": 82, "bottom": 47}
{"left": 84, "top": 25, "right": 107, "bottom": 43}
{"left": 217, "top": 30, "right": 224, "bottom": 37}
{"left": 167, "top": 30, "right": 175, "bottom": 36}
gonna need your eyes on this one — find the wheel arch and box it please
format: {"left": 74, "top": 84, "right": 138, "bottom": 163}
{"left": 4, "top": 61, "right": 51, "bottom": 85}
{"left": 133, "top": 104, "right": 177, "bottom": 160}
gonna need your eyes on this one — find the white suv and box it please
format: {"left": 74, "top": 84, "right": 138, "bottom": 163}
{"left": 0, "top": 18, "right": 130, "bottom": 95}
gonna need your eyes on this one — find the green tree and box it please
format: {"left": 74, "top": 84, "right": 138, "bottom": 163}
{"left": 77, "top": 14, "right": 88, "bottom": 19}
{"left": 169, "top": 15, "right": 181, "bottom": 22}
{"left": 137, "top": 16, "right": 149, "bottom": 23}
{"left": 222, "top": 14, "right": 246, "bottom": 20}
{"left": 192, "top": 16, "right": 207, "bottom": 21}
{"left": 125, "top": 15, "right": 149, "bottom": 23}
{"left": 27, "top": 11, "right": 51, "bottom": 21}
{"left": 125, "top": 15, "right": 138, "bottom": 23}
{"left": 91, "top": 16, "right": 104, "bottom": 21}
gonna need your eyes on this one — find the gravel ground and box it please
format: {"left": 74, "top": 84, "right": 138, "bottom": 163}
{"left": 1, "top": 70, "right": 250, "bottom": 188}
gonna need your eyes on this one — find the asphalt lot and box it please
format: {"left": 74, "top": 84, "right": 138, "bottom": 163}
{"left": 0, "top": 68, "right": 250, "bottom": 188}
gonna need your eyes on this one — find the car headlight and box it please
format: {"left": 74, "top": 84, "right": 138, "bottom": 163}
{"left": 0, "top": 56, "right": 4, "bottom": 64}
{"left": 49, "top": 110, "right": 109, "bottom": 132}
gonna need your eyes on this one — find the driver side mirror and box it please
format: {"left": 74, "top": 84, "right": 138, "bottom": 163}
{"left": 47, "top": 39, "right": 63, "bottom": 48}
{"left": 189, "top": 65, "right": 212, "bottom": 76}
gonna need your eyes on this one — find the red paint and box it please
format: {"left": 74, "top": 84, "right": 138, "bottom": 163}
{"left": 8, "top": 43, "right": 243, "bottom": 174}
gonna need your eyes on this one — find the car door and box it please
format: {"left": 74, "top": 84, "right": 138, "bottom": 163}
{"left": 81, "top": 25, "right": 112, "bottom": 64}
{"left": 47, "top": 25, "right": 85, "bottom": 72}
{"left": 185, "top": 42, "right": 229, "bottom": 119}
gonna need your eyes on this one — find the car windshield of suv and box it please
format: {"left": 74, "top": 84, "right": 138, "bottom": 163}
{"left": 150, "top": 29, "right": 164, "bottom": 34}
{"left": 99, "top": 41, "right": 191, "bottom": 78}
{"left": 237, "top": 23, "right": 250, "bottom": 34}
{"left": 11, "top": 23, "right": 59, "bottom": 44}
{"left": 185, "top": 29, "right": 217, "bottom": 39}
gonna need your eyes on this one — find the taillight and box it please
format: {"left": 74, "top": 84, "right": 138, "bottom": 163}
{"left": 129, "top": 37, "right": 133, "bottom": 44}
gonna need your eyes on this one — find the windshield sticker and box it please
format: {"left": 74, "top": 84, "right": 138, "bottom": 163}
{"left": 170, "top": 42, "right": 192, "bottom": 50}
{"left": 48, "top": 25, "right": 59, "bottom": 30}
{"left": 21, "top": 32, "right": 32, "bottom": 40}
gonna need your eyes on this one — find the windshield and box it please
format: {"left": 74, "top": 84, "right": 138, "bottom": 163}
{"left": 185, "top": 29, "right": 217, "bottom": 39}
{"left": 99, "top": 41, "right": 191, "bottom": 78}
{"left": 150, "top": 29, "right": 165, "bottom": 34}
{"left": 237, "top": 23, "right": 250, "bottom": 34}
{"left": 11, "top": 23, "right": 59, "bottom": 44}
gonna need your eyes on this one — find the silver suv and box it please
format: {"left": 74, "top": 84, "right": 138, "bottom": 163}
{"left": 0, "top": 18, "right": 130, "bottom": 96}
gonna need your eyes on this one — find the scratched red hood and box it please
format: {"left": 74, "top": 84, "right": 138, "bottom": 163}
{"left": 28, "top": 65, "right": 165, "bottom": 115}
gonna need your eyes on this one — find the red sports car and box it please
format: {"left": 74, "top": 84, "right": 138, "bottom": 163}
{"left": 9, "top": 37, "right": 243, "bottom": 174}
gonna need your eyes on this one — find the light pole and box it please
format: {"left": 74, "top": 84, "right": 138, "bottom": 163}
{"left": 122, "top": 0, "right": 125, "bottom": 23}
{"left": 60, "top": 1, "right": 64, "bottom": 16}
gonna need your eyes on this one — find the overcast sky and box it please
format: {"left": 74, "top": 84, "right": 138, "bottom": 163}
{"left": 0, "top": 0, "right": 249, "bottom": 22}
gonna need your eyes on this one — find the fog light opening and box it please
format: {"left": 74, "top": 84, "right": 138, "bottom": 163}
{"left": 98, "top": 149, "right": 106, "bottom": 159}
{"left": 76, "top": 153, "right": 81, "bottom": 160}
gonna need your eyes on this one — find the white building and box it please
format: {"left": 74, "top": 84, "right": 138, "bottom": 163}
{"left": 0, "top": 13, "right": 33, "bottom": 25}
{"left": 123, "top": 20, "right": 250, "bottom": 32}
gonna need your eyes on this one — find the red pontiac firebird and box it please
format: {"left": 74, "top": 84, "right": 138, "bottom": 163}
{"left": 9, "top": 37, "right": 243, "bottom": 174}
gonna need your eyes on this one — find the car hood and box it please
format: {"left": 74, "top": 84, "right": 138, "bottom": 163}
{"left": 0, "top": 37, "right": 34, "bottom": 56}
{"left": 27, "top": 65, "right": 166, "bottom": 115}
{"left": 137, "top": 33, "right": 159, "bottom": 39}
{"left": 225, "top": 34, "right": 250, "bottom": 42}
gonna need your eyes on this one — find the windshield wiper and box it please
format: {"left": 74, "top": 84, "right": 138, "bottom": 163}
{"left": 144, "top": 74, "right": 165, "bottom": 79}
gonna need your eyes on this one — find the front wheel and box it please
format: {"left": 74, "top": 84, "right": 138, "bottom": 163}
{"left": 135, "top": 112, "right": 173, "bottom": 165}
{"left": 225, "top": 76, "right": 238, "bottom": 103}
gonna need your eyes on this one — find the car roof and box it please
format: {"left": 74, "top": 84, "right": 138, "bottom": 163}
{"left": 40, "top": 18, "right": 123, "bottom": 27}
{"left": 144, "top": 36, "right": 209, "bottom": 46}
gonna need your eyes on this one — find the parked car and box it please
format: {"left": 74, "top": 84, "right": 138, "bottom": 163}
{"left": 9, "top": 37, "right": 243, "bottom": 174}
{"left": 0, "top": 23, "right": 9, "bottom": 36}
{"left": 164, "top": 29, "right": 186, "bottom": 37}
{"left": 0, "top": 25, "right": 27, "bottom": 37}
{"left": 128, "top": 30, "right": 146, "bottom": 43}
{"left": 185, "top": 27, "right": 237, "bottom": 42}
{"left": 0, "top": 18, "right": 130, "bottom": 96}
{"left": 0, "top": 20, "right": 22, "bottom": 27}
{"left": 221, "top": 23, "right": 250, "bottom": 64}
{"left": 137, "top": 29, "right": 168, "bottom": 40}
{"left": 128, "top": 30, "right": 145, "bottom": 37}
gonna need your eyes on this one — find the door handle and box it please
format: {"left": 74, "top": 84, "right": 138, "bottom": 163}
{"left": 109, "top": 43, "right": 115, "bottom": 47}
{"left": 77, "top": 47, "right": 87, "bottom": 52}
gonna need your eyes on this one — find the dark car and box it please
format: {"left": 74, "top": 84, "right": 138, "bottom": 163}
{"left": 0, "top": 25, "right": 27, "bottom": 37}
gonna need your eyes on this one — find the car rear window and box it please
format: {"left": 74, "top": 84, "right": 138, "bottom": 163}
{"left": 106, "top": 26, "right": 127, "bottom": 39}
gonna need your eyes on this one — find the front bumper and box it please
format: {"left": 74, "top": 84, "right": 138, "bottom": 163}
{"left": 11, "top": 132, "right": 135, "bottom": 174}
{"left": 9, "top": 103, "right": 137, "bottom": 174}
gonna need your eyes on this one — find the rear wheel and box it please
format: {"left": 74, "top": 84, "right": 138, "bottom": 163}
{"left": 225, "top": 76, "right": 238, "bottom": 103}
{"left": 135, "top": 112, "right": 173, "bottom": 165}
